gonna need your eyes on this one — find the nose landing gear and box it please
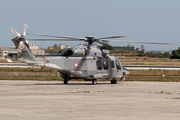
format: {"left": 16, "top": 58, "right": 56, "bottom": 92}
{"left": 111, "top": 79, "right": 117, "bottom": 84}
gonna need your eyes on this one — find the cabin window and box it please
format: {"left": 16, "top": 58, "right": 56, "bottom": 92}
{"left": 96, "top": 60, "right": 103, "bottom": 70}
{"left": 103, "top": 60, "right": 109, "bottom": 70}
{"left": 111, "top": 61, "right": 115, "bottom": 68}
{"left": 115, "top": 60, "right": 121, "bottom": 70}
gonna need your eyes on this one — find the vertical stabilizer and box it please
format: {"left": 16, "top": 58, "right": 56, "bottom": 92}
{"left": 12, "top": 38, "right": 36, "bottom": 60}
{"left": 11, "top": 23, "right": 36, "bottom": 61}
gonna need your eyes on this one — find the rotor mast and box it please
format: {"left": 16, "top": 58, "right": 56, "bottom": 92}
{"left": 85, "top": 36, "right": 96, "bottom": 45}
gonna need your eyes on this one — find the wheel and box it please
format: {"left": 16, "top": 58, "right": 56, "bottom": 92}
{"left": 111, "top": 79, "right": 117, "bottom": 84}
{"left": 114, "top": 80, "right": 117, "bottom": 84}
{"left": 92, "top": 79, "right": 97, "bottom": 85}
{"left": 64, "top": 79, "right": 68, "bottom": 84}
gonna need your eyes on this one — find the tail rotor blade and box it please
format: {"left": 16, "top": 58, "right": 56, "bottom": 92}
{"left": 17, "top": 41, "right": 24, "bottom": 54}
{"left": 23, "top": 23, "right": 28, "bottom": 36}
{"left": 10, "top": 28, "right": 21, "bottom": 37}
{"left": 25, "top": 40, "right": 34, "bottom": 48}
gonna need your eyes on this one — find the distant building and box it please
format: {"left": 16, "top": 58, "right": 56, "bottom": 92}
{"left": 0, "top": 49, "right": 8, "bottom": 58}
{"left": 54, "top": 44, "right": 58, "bottom": 48}
{"left": 0, "top": 46, "right": 18, "bottom": 59}
{"left": 48, "top": 46, "right": 56, "bottom": 50}
{"left": 29, "top": 45, "right": 45, "bottom": 55}
{"left": 141, "top": 45, "right": 145, "bottom": 51}
{"left": 113, "top": 44, "right": 134, "bottom": 51}
{"left": 140, "top": 45, "right": 145, "bottom": 53}
{"left": 48, "top": 44, "right": 71, "bottom": 50}
{"left": 136, "top": 48, "right": 140, "bottom": 51}
{"left": 30, "top": 45, "right": 38, "bottom": 50}
{"left": 59, "top": 44, "right": 70, "bottom": 49}
{"left": 31, "top": 49, "right": 45, "bottom": 55}
{"left": 8, "top": 48, "right": 18, "bottom": 59}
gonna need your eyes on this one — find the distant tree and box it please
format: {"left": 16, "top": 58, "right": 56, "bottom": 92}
{"left": 101, "top": 46, "right": 114, "bottom": 50}
{"left": 170, "top": 47, "right": 180, "bottom": 59}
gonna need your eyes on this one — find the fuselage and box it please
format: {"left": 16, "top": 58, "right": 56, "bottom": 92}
{"left": 13, "top": 38, "right": 129, "bottom": 82}
{"left": 27, "top": 54, "right": 129, "bottom": 81}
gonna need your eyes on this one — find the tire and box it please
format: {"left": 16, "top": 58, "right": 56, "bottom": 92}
{"left": 92, "top": 79, "right": 97, "bottom": 85}
{"left": 111, "top": 79, "right": 117, "bottom": 84}
{"left": 64, "top": 79, "right": 68, "bottom": 84}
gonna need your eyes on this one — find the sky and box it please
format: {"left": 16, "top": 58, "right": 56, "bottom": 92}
{"left": 1, "top": 0, "right": 180, "bottom": 51}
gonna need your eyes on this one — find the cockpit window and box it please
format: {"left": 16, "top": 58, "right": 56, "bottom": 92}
{"left": 111, "top": 61, "right": 115, "bottom": 68}
{"left": 103, "top": 60, "right": 109, "bottom": 70}
{"left": 96, "top": 60, "right": 103, "bottom": 70}
{"left": 115, "top": 60, "right": 121, "bottom": 70}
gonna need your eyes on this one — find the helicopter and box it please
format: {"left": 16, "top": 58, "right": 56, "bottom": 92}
{"left": 10, "top": 23, "right": 174, "bottom": 85}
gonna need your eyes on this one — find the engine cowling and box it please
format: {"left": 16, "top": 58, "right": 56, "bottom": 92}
{"left": 66, "top": 48, "right": 86, "bottom": 56}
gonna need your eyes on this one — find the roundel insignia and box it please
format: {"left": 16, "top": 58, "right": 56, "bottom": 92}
{"left": 74, "top": 62, "right": 79, "bottom": 68}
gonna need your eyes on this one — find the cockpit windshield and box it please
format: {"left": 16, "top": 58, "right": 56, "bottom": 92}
{"left": 115, "top": 60, "right": 121, "bottom": 70}
{"left": 122, "top": 67, "right": 129, "bottom": 71}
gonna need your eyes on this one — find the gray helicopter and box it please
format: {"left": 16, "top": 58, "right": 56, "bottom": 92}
{"left": 10, "top": 23, "right": 173, "bottom": 85}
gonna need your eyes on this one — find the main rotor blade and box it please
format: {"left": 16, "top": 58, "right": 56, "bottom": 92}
{"left": 101, "top": 40, "right": 174, "bottom": 45}
{"left": 27, "top": 39, "right": 79, "bottom": 41}
{"left": 98, "top": 36, "right": 126, "bottom": 39}
{"left": 26, "top": 33, "right": 81, "bottom": 40}
{"left": 95, "top": 41, "right": 111, "bottom": 46}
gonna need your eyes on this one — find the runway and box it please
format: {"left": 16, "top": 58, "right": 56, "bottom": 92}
{"left": 124, "top": 65, "right": 180, "bottom": 70}
{"left": 0, "top": 80, "right": 180, "bottom": 120}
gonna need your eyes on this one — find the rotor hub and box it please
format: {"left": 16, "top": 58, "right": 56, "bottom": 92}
{"left": 85, "top": 36, "right": 97, "bottom": 44}
{"left": 85, "top": 36, "right": 96, "bottom": 40}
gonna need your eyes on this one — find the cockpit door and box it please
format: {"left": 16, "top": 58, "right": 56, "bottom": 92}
{"left": 109, "top": 60, "right": 117, "bottom": 78}
{"left": 115, "top": 60, "right": 123, "bottom": 77}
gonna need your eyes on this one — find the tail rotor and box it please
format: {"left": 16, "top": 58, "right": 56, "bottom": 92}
{"left": 11, "top": 23, "right": 34, "bottom": 53}
{"left": 10, "top": 23, "right": 28, "bottom": 39}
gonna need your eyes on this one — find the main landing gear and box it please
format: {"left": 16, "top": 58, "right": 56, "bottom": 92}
{"left": 63, "top": 74, "right": 68, "bottom": 84}
{"left": 111, "top": 79, "right": 117, "bottom": 84}
{"left": 92, "top": 79, "right": 97, "bottom": 85}
{"left": 64, "top": 78, "right": 68, "bottom": 84}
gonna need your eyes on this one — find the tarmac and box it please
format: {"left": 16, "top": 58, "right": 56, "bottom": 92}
{"left": 0, "top": 80, "right": 180, "bottom": 120}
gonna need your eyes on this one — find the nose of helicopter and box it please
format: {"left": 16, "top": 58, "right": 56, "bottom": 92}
{"left": 122, "top": 66, "right": 129, "bottom": 76}
{"left": 125, "top": 69, "right": 129, "bottom": 75}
